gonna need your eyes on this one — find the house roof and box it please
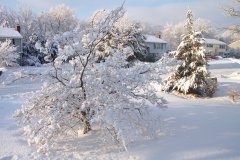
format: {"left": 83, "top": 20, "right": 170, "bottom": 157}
{"left": 204, "top": 38, "right": 226, "bottom": 45}
{"left": 0, "top": 27, "right": 22, "bottom": 39}
{"left": 144, "top": 35, "right": 167, "bottom": 44}
{"left": 229, "top": 40, "right": 240, "bottom": 49}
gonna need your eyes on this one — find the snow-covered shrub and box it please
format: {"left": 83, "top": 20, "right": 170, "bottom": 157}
{"left": 42, "top": 40, "right": 58, "bottom": 62}
{"left": 0, "top": 40, "right": 17, "bottom": 67}
{"left": 162, "top": 10, "right": 217, "bottom": 97}
{"left": 21, "top": 33, "right": 44, "bottom": 66}
{"left": 204, "top": 77, "right": 217, "bottom": 97}
{"left": 15, "top": 6, "right": 166, "bottom": 154}
{"left": 228, "top": 88, "right": 240, "bottom": 102}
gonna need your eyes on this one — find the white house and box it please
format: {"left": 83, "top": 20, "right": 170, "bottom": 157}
{"left": 0, "top": 26, "right": 23, "bottom": 52}
{"left": 204, "top": 38, "right": 227, "bottom": 56}
{"left": 143, "top": 34, "right": 168, "bottom": 55}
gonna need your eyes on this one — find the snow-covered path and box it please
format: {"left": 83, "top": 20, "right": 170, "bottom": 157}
{"left": 0, "top": 59, "right": 240, "bottom": 160}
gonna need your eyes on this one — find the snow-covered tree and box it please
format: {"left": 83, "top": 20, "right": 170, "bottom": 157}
{"left": 162, "top": 18, "right": 217, "bottom": 51}
{"left": 88, "top": 10, "right": 147, "bottom": 62}
{"left": 163, "top": 10, "right": 216, "bottom": 97}
{"left": 194, "top": 18, "right": 217, "bottom": 38}
{"left": 0, "top": 40, "right": 17, "bottom": 67}
{"left": 15, "top": 6, "right": 166, "bottom": 153}
{"left": 0, "top": 5, "right": 17, "bottom": 28}
{"left": 16, "top": 7, "right": 36, "bottom": 41}
{"left": 162, "top": 22, "right": 185, "bottom": 51}
{"left": 35, "top": 4, "right": 78, "bottom": 39}
{"left": 224, "top": 0, "right": 240, "bottom": 33}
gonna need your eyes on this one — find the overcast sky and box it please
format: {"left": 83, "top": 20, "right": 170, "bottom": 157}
{"left": 0, "top": 0, "right": 238, "bottom": 27}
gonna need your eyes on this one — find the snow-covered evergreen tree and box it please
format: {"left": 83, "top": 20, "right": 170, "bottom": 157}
{"left": 15, "top": 6, "right": 166, "bottom": 153}
{"left": 163, "top": 10, "right": 216, "bottom": 96}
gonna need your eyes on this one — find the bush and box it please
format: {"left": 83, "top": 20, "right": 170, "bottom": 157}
{"left": 204, "top": 77, "right": 218, "bottom": 97}
{"left": 228, "top": 88, "right": 240, "bottom": 102}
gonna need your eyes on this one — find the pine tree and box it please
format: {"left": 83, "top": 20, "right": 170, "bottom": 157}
{"left": 163, "top": 10, "right": 216, "bottom": 96}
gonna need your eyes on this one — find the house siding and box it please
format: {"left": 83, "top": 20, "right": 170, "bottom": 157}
{"left": 145, "top": 42, "right": 167, "bottom": 54}
{"left": 205, "top": 44, "right": 227, "bottom": 56}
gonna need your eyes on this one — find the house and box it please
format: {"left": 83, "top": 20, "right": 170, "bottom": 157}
{"left": 229, "top": 40, "right": 240, "bottom": 50}
{"left": 143, "top": 34, "right": 168, "bottom": 55}
{"left": 228, "top": 40, "right": 240, "bottom": 57}
{"left": 0, "top": 25, "right": 23, "bottom": 52}
{"left": 204, "top": 38, "right": 227, "bottom": 56}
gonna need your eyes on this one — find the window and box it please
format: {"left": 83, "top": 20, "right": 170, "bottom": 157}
{"left": 220, "top": 45, "right": 225, "bottom": 49}
{"left": 12, "top": 39, "right": 15, "bottom": 45}
{"left": 153, "top": 43, "right": 156, "bottom": 49}
{"left": 153, "top": 43, "right": 165, "bottom": 49}
{"left": 207, "top": 44, "right": 213, "bottom": 48}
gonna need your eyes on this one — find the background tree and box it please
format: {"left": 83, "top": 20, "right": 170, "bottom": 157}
{"left": 36, "top": 4, "right": 78, "bottom": 39}
{"left": 163, "top": 10, "right": 216, "bottom": 97}
{"left": 162, "top": 18, "right": 217, "bottom": 51}
{"left": 224, "top": 0, "right": 240, "bottom": 33}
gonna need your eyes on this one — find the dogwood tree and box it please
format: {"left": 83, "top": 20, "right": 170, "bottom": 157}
{"left": 163, "top": 10, "right": 216, "bottom": 96}
{"left": 0, "top": 40, "right": 17, "bottom": 67}
{"left": 15, "top": 6, "right": 166, "bottom": 153}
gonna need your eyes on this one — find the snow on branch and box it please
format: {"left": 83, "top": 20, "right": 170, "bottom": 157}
{"left": 15, "top": 5, "right": 166, "bottom": 154}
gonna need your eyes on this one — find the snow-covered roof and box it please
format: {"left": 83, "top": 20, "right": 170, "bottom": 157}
{"left": 204, "top": 38, "right": 226, "bottom": 45}
{"left": 144, "top": 35, "right": 167, "bottom": 44}
{"left": 0, "top": 27, "right": 22, "bottom": 39}
{"left": 229, "top": 40, "right": 240, "bottom": 49}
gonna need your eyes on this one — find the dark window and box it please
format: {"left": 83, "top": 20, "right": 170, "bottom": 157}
{"left": 12, "top": 39, "right": 15, "bottom": 45}
{"left": 153, "top": 43, "right": 156, "bottom": 49}
{"left": 207, "top": 44, "right": 213, "bottom": 48}
{"left": 220, "top": 45, "right": 225, "bottom": 49}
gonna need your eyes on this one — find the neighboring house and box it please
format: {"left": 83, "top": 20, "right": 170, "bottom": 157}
{"left": 229, "top": 40, "right": 240, "bottom": 50}
{"left": 228, "top": 40, "right": 240, "bottom": 57}
{"left": 204, "top": 38, "right": 227, "bottom": 56}
{"left": 0, "top": 26, "right": 23, "bottom": 52}
{"left": 143, "top": 34, "right": 168, "bottom": 55}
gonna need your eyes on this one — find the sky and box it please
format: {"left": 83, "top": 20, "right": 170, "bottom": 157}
{"left": 0, "top": 0, "right": 238, "bottom": 27}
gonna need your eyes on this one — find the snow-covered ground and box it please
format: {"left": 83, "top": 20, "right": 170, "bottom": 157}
{"left": 0, "top": 59, "right": 240, "bottom": 160}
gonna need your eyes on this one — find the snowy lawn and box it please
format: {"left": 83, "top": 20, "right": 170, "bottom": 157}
{"left": 0, "top": 59, "right": 240, "bottom": 160}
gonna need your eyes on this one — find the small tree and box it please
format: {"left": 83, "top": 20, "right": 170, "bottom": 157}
{"left": 0, "top": 40, "right": 17, "bottom": 67}
{"left": 15, "top": 6, "right": 166, "bottom": 153}
{"left": 163, "top": 10, "right": 216, "bottom": 96}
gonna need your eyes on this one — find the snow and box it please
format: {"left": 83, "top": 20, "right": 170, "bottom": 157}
{"left": 0, "top": 27, "right": 22, "bottom": 39}
{"left": 204, "top": 38, "right": 226, "bottom": 45}
{"left": 1, "top": 59, "right": 240, "bottom": 159}
{"left": 144, "top": 35, "right": 167, "bottom": 44}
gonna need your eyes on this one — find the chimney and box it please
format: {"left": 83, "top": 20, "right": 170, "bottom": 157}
{"left": 16, "top": 24, "right": 20, "bottom": 33}
{"left": 156, "top": 33, "right": 161, "bottom": 39}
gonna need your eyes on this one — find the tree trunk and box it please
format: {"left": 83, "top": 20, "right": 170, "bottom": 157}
{"left": 81, "top": 111, "right": 91, "bottom": 134}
